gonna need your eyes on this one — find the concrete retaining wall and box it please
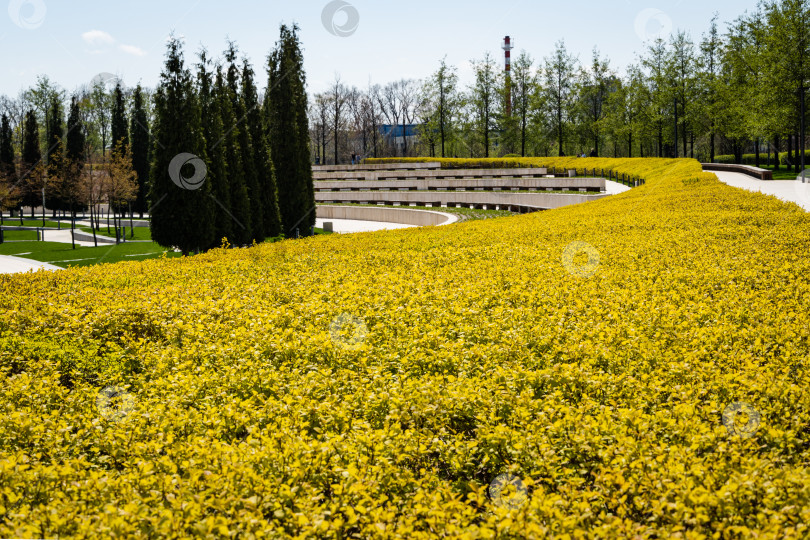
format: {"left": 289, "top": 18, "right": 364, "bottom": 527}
{"left": 316, "top": 205, "right": 457, "bottom": 226}
{"left": 315, "top": 191, "right": 605, "bottom": 210}
{"left": 315, "top": 177, "right": 604, "bottom": 192}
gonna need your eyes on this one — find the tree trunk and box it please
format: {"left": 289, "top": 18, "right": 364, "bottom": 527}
{"left": 774, "top": 135, "right": 780, "bottom": 171}
{"left": 755, "top": 138, "right": 760, "bottom": 168}
{"left": 788, "top": 133, "right": 794, "bottom": 168}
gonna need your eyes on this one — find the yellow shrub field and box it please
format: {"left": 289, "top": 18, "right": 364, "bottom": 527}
{"left": 2, "top": 158, "right": 810, "bottom": 538}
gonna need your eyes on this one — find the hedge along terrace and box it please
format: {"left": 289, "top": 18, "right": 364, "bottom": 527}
{"left": 1, "top": 158, "right": 809, "bottom": 538}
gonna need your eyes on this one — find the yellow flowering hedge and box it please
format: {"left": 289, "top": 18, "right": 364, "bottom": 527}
{"left": 2, "top": 158, "right": 810, "bottom": 538}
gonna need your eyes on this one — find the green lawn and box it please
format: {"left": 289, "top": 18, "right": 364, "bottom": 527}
{"left": 753, "top": 164, "right": 805, "bottom": 180}
{"left": 79, "top": 226, "right": 153, "bottom": 242}
{"left": 2, "top": 230, "right": 38, "bottom": 241}
{"left": 1, "top": 218, "right": 65, "bottom": 228}
{"left": 0, "top": 240, "right": 182, "bottom": 268}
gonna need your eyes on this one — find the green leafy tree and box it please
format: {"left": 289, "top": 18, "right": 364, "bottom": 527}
{"left": 470, "top": 52, "right": 499, "bottom": 157}
{"left": 576, "top": 48, "right": 612, "bottom": 157}
{"left": 699, "top": 13, "right": 723, "bottom": 163}
{"left": 544, "top": 40, "right": 578, "bottom": 156}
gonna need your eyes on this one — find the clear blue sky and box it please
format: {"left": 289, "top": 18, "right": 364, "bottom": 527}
{"left": 0, "top": 0, "right": 760, "bottom": 97}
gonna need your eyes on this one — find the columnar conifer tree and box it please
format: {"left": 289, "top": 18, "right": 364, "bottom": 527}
{"left": 130, "top": 85, "right": 151, "bottom": 217}
{"left": 111, "top": 82, "right": 129, "bottom": 151}
{"left": 0, "top": 115, "right": 15, "bottom": 181}
{"left": 217, "top": 62, "right": 252, "bottom": 246}
{"left": 265, "top": 24, "right": 315, "bottom": 237}
{"left": 149, "top": 37, "right": 215, "bottom": 254}
{"left": 226, "top": 44, "right": 263, "bottom": 243}
{"left": 44, "top": 95, "right": 64, "bottom": 213}
{"left": 0, "top": 115, "right": 16, "bottom": 220}
{"left": 21, "top": 110, "right": 42, "bottom": 215}
{"left": 198, "top": 53, "right": 232, "bottom": 248}
{"left": 61, "top": 96, "right": 86, "bottom": 216}
{"left": 242, "top": 58, "right": 282, "bottom": 238}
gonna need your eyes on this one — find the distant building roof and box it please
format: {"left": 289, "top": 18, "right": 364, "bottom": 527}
{"left": 380, "top": 124, "right": 420, "bottom": 138}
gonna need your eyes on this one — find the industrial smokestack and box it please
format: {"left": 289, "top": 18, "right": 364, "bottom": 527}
{"left": 503, "top": 36, "right": 514, "bottom": 117}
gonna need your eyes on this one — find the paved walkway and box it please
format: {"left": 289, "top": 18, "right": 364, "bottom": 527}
{"left": 714, "top": 171, "right": 810, "bottom": 211}
{"left": 0, "top": 255, "right": 61, "bottom": 275}
{"left": 40, "top": 229, "right": 101, "bottom": 247}
{"left": 315, "top": 218, "right": 416, "bottom": 234}
{"left": 605, "top": 180, "right": 632, "bottom": 195}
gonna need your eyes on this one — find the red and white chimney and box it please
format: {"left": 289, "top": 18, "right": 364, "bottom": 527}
{"left": 502, "top": 36, "right": 514, "bottom": 116}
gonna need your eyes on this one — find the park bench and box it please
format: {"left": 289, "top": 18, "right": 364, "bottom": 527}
{"left": 702, "top": 163, "right": 773, "bottom": 180}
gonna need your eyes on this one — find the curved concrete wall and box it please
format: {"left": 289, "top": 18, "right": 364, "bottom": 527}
{"left": 315, "top": 191, "right": 605, "bottom": 210}
{"left": 316, "top": 205, "right": 457, "bottom": 226}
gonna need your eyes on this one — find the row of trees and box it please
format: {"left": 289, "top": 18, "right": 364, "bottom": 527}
{"left": 0, "top": 24, "right": 315, "bottom": 253}
{"left": 312, "top": 0, "right": 809, "bottom": 168}
{"left": 148, "top": 26, "right": 314, "bottom": 253}
{"left": 0, "top": 82, "right": 143, "bottom": 242}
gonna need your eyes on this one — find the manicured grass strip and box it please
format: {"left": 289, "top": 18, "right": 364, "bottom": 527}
{"left": 0, "top": 240, "right": 182, "bottom": 268}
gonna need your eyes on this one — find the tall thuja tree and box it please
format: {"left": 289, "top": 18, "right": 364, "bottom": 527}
{"left": 111, "top": 82, "right": 129, "bottom": 151}
{"left": 46, "top": 95, "right": 63, "bottom": 164}
{"left": 130, "top": 85, "right": 150, "bottom": 217}
{"left": 197, "top": 52, "right": 232, "bottom": 248}
{"left": 265, "top": 23, "right": 315, "bottom": 237}
{"left": 0, "top": 114, "right": 16, "bottom": 221}
{"left": 61, "top": 96, "right": 86, "bottom": 218}
{"left": 20, "top": 110, "right": 43, "bottom": 216}
{"left": 242, "top": 57, "right": 282, "bottom": 238}
{"left": 0, "top": 114, "right": 15, "bottom": 180}
{"left": 110, "top": 82, "right": 129, "bottom": 214}
{"left": 226, "top": 44, "right": 262, "bottom": 243}
{"left": 44, "top": 95, "right": 64, "bottom": 214}
{"left": 216, "top": 66, "right": 252, "bottom": 246}
{"left": 149, "top": 37, "right": 215, "bottom": 255}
